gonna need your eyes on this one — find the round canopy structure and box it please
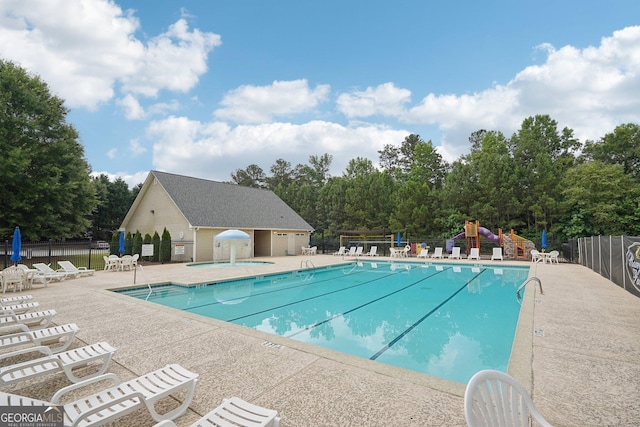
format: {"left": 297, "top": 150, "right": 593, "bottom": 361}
{"left": 214, "top": 230, "right": 251, "bottom": 266}
{"left": 215, "top": 230, "right": 251, "bottom": 241}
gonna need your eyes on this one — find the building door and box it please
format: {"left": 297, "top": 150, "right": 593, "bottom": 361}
{"left": 288, "top": 233, "right": 296, "bottom": 255}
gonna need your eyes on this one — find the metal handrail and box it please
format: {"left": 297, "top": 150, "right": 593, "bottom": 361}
{"left": 516, "top": 276, "right": 543, "bottom": 301}
{"left": 300, "top": 259, "right": 315, "bottom": 269}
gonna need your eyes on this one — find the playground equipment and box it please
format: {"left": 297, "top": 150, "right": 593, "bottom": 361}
{"left": 447, "top": 221, "right": 535, "bottom": 260}
{"left": 449, "top": 221, "right": 502, "bottom": 255}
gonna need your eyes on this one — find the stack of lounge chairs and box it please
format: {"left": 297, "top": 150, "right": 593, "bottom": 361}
{"left": 0, "top": 294, "right": 281, "bottom": 427}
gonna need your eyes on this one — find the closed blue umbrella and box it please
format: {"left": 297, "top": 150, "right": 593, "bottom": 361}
{"left": 10, "top": 227, "right": 22, "bottom": 264}
{"left": 119, "top": 231, "right": 125, "bottom": 255}
{"left": 397, "top": 232, "right": 401, "bottom": 247}
{"left": 541, "top": 230, "right": 547, "bottom": 251}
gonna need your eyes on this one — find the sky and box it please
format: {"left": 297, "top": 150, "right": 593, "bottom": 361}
{"left": 1, "top": 1, "right": 639, "bottom": 187}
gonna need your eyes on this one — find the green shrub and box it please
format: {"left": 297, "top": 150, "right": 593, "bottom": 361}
{"left": 152, "top": 231, "right": 160, "bottom": 262}
{"left": 132, "top": 231, "right": 142, "bottom": 256}
{"left": 110, "top": 232, "right": 119, "bottom": 255}
{"left": 160, "top": 227, "right": 172, "bottom": 263}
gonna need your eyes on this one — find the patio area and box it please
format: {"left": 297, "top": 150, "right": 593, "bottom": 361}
{"left": 3, "top": 255, "right": 639, "bottom": 426}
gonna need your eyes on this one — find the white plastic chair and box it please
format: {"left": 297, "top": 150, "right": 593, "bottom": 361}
{"left": 1, "top": 267, "right": 25, "bottom": 293}
{"left": 449, "top": 247, "right": 461, "bottom": 259}
{"left": 464, "top": 369, "right": 552, "bottom": 427}
{"left": 153, "top": 396, "right": 281, "bottom": 427}
{"left": 0, "top": 363, "right": 198, "bottom": 426}
{"left": 530, "top": 250, "right": 543, "bottom": 263}
{"left": 547, "top": 250, "right": 559, "bottom": 264}
{"left": 431, "top": 247, "right": 443, "bottom": 259}
{"left": 0, "top": 341, "right": 116, "bottom": 386}
{"left": 333, "top": 247, "right": 346, "bottom": 256}
{"left": 468, "top": 248, "right": 481, "bottom": 260}
{"left": 364, "top": 246, "right": 378, "bottom": 257}
{"left": 491, "top": 248, "right": 503, "bottom": 261}
{"left": 417, "top": 248, "right": 429, "bottom": 259}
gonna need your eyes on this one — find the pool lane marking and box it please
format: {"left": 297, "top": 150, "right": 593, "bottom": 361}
{"left": 225, "top": 270, "right": 401, "bottom": 322}
{"left": 369, "top": 268, "right": 486, "bottom": 361}
{"left": 284, "top": 268, "right": 450, "bottom": 338}
{"left": 183, "top": 267, "right": 373, "bottom": 311}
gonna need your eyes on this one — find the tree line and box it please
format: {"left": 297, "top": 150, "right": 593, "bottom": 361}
{"left": 2, "top": 59, "right": 639, "bottom": 245}
{"left": 230, "top": 119, "right": 640, "bottom": 244}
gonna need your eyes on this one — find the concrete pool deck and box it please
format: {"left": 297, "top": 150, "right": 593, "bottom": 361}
{"left": 4, "top": 256, "right": 639, "bottom": 426}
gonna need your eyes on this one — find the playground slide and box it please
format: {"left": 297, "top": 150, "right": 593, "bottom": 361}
{"left": 478, "top": 227, "right": 500, "bottom": 243}
{"left": 451, "top": 227, "right": 500, "bottom": 243}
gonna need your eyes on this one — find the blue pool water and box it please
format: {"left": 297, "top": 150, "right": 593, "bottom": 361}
{"left": 115, "top": 261, "right": 529, "bottom": 384}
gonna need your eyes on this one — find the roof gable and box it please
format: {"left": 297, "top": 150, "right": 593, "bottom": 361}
{"left": 151, "top": 171, "right": 313, "bottom": 231}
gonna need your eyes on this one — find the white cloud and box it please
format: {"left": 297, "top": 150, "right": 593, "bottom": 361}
{"left": 106, "top": 148, "right": 117, "bottom": 159}
{"left": 120, "top": 18, "right": 221, "bottom": 97}
{"left": 0, "top": 0, "right": 220, "bottom": 109}
{"left": 91, "top": 170, "right": 149, "bottom": 189}
{"left": 128, "top": 139, "right": 147, "bottom": 156}
{"left": 399, "top": 25, "right": 640, "bottom": 160}
{"left": 147, "top": 116, "right": 408, "bottom": 181}
{"left": 214, "top": 79, "right": 330, "bottom": 123}
{"left": 336, "top": 82, "right": 411, "bottom": 118}
{"left": 117, "top": 94, "right": 145, "bottom": 120}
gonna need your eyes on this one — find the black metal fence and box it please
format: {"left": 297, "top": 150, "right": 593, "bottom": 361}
{"left": 1, "top": 239, "right": 110, "bottom": 270}
{"left": 1, "top": 239, "right": 195, "bottom": 270}
{"left": 577, "top": 236, "right": 640, "bottom": 298}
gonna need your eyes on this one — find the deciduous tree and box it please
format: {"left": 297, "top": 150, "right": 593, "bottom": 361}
{"left": 0, "top": 60, "right": 95, "bottom": 240}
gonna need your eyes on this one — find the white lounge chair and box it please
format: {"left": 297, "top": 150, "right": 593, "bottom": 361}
{"left": 333, "top": 246, "right": 346, "bottom": 256}
{"left": 364, "top": 246, "right": 378, "bottom": 257}
{"left": 0, "top": 363, "right": 198, "bottom": 426}
{"left": 431, "top": 247, "right": 443, "bottom": 259}
{"left": 491, "top": 247, "right": 503, "bottom": 261}
{"left": 389, "top": 248, "right": 401, "bottom": 258}
{"left": 417, "top": 248, "right": 429, "bottom": 259}
{"left": 468, "top": 248, "right": 481, "bottom": 260}
{"left": 32, "top": 263, "right": 68, "bottom": 281}
{"left": 0, "top": 309, "right": 57, "bottom": 329}
{"left": 345, "top": 247, "right": 357, "bottom": 257}
{"left": 448, "top": 247, "right": 461, "bottom": 259}
{"left": 0, "top": 295, "right": 33, "bottom": 305}
{"left": 153, "top": 396, "right": 281, "bottom": 427}
{"left": 0, "top": 341, "right": 116, "bottom": 386}
{"left": 354, "top": 246, "right": 364, "bottom": 257}
{"left": 0, "top": 323, "right": 80, "bottom": 353}
{"left": 464, "top": 369, "right": 552, "bottom": 427}
{"left": 0, "top": 301, "right": 39, "bottom": 315}
{"left": 57, "top": 260, "right": 95, "bottom": 277}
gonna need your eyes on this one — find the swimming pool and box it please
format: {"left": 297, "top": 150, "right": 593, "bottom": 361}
{"left": 116, "top": 261, "right": 529, "bottom": 384}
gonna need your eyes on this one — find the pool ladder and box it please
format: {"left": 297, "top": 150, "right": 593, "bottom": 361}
{"left": 133, "top": 264, "right": 153, "bottom": 300}
{"left": 300, "top": 259, "right": 315, "bottom": 269}
{"left": 516, "top": 277, "right": 543, "bottom": 301}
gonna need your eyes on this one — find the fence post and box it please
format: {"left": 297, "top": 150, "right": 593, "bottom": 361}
{"left": 48, "top": 239, "right": 53, "bottom": 265}
{"left": 3, "top": 240, "right": 7, "bottom": 269}
{"left": 88, "top": 238, "right": 93, "bottom": 270}
{"left": 621, "top": 236, "right": 626, "bottom": 290}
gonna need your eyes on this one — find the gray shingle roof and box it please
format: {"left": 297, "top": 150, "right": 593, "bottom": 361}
{"left": 152, "top": 171, "right": 313, "bottom": 231}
